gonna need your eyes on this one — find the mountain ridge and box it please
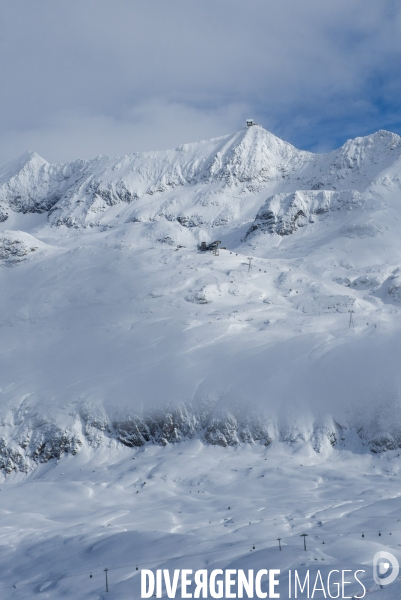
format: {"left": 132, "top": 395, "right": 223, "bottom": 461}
{"left": 1, "top": 125, "right": 401, "bottom": 473}
{"left": 1, "top": 126, "right": 400, "bottom": 233}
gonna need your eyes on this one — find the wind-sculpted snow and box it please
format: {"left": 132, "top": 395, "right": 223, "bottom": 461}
{"left": 1, "top": 126, "right": 401, "bottom": 474}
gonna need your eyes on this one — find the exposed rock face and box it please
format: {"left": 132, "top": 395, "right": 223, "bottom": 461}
{"left": 0, "top": 401, "right": 395, "bottom": 474}
{"left": 0, "top": 231, "right": 39, "bottom": 262}
{"left": 377, "top": 268, "right": 401, "bottom": 304}
{"left": 245, "top": 190, "right": 366, "bottom": 238}
{"left": 0, "top": 424, "right": 82, "bottom": 474}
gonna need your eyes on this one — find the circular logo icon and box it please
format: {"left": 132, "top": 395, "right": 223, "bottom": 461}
{"left": 373, "top": 551, "right": 399, "bottom": 586}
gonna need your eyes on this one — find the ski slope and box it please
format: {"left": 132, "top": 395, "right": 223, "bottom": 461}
{"left": 1, "top": 125, "right": 401, "bottom": 597}
{"left": 1, "top": 443, "right": 401, "bottom": 598}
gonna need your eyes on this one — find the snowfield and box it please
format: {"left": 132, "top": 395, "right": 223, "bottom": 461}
{"left": 1, "top": 125, "right": 401, "bottom": 597}
{"left": 1, "top": 444, "right": 401, "bottom": 598}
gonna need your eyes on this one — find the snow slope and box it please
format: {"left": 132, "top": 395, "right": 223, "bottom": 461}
{"left": 1, "top": 443, "right": 401, "bottom": 599}
{"left": 1, "top": 125, "right": 401, "bottom": 598}
{"left": 1, "top": 125, "right": 401, "bottom": 470}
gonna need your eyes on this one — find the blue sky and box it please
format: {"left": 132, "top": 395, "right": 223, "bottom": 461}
{"left": 0, "top": 0, "right": 400, "bottom": 163}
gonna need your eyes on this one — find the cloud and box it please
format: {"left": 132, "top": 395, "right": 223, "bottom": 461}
{"left": 0, "top": 0, "right": 401, "bottom": 164}
{"left": 0, "top": 101, "right": 250, "bottom": 163}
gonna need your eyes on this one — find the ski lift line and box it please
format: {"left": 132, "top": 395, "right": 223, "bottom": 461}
{"left": 2, "top": 529, "right": 401, "bottom": 592}
{"left": 0, "top": 538, "right": 278, "bottom": 591}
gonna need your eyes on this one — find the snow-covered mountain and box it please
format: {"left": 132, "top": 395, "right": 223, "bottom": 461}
{"left": 3, "top": 125, "right": 401, "bottom": 599}
{"left": 2, "top": 126, "right": 400, "bottom": 233}
{"left": 2, "top": 125, "right": 401, "bottom": 474}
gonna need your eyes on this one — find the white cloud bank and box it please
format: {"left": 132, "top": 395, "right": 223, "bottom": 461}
{"left": 0, "top": 0, "right": 400, "bottom": 163}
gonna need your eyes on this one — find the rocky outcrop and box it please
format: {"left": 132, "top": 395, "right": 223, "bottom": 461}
{"left": 0, "top": 231, "right": 53, "bottom": 264}
{"left": 1, "top": 400, "right": 397, "bottom": 474}
{"left": 376, "top": 268, "right": 401, "bottom": 304}
{"left": 245, "top": 190, "right": 366, "bottom": 238}
{"left": 0, "top": 231, "right": 39, "bottom": 262}
{"left": 0, "top": 424, "right": 82, "bottom": 474}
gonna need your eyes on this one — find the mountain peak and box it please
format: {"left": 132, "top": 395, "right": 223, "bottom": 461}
{"left": 341, "top": 129, "right": 401, "bottom": 153}
{"left": 18, "top": 150, "right": 46, "bottom": 162}
{"left": 11, "top": 150, "right": 48, "bottom": 170}
{"left": 0, "top": 151, "right": 48, "bottom": 181}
